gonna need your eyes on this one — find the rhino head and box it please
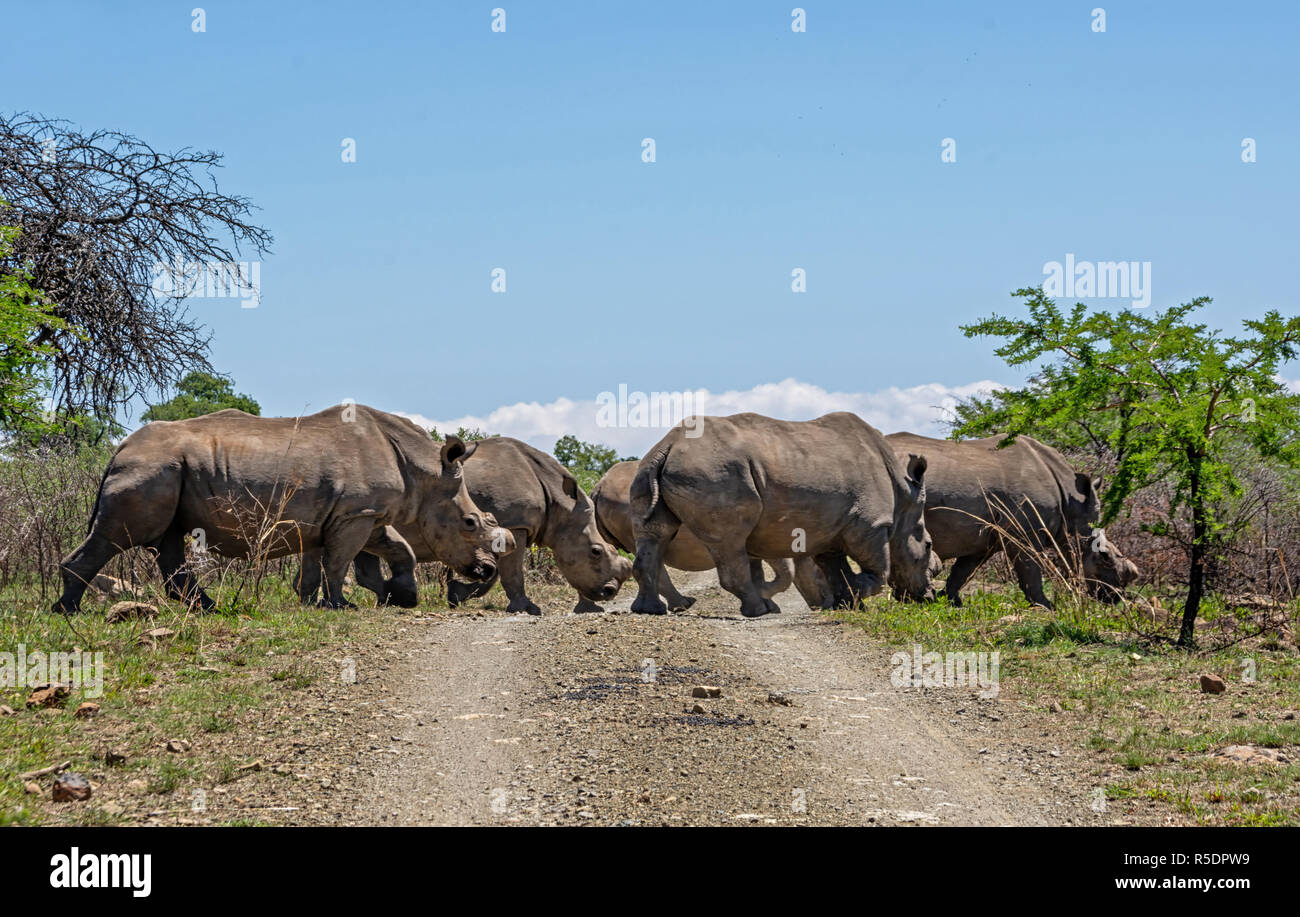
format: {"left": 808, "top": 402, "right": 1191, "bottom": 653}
{"left": 889, "top": 453, "right": 937, "bottom": 602}
{"left": 550, "top": 475, "right": 633, "bottom": 602}
{"left": 1082, "top": 528, "right": 1139, "bottom": 603}
{"left": 1065, "top": 475, "right": 1138, "bottom": 602}
{"left": 1067, "top": 472, "right": 1103, "bottom": 534}
{"left": 419, "top": 437, "right": 516, "bottom": 582}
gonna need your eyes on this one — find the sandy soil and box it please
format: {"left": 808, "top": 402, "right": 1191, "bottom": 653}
{"left": 333, "top": 571, "right": 1112, "bottom": 826}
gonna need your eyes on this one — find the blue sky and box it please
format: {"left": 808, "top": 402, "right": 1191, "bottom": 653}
{"left": 11, "top": 1, "right": 1299, "bottom": 450}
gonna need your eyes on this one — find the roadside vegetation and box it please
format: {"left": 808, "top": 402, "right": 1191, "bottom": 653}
{"left": 826, "top": 290, "right": 1300, "bottom": 826}
{"left": 955, "top": 289, "right": 1300, "bottom": 644}
{"left": 0, "top": 577, "right": 394, "bottom": 825}
{"left": 832, "top": 576, "right": 1299, "bottom": 826}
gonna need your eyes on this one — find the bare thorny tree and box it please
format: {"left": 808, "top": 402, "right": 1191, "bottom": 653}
{"left": 0, "top": 111, "right": 272, "bottom": 426}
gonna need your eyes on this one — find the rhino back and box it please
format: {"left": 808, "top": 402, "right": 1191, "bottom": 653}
{"left": 111, "top": 405, "right": 413, "bottom": 557}
{"left": 658, "top": 412, "right": 899, "bottom": 557}
{"left": 886, "top": 432, "right": 1069, "bottom": 558}
{"left": 673, "top": 412, "right": 895, "bottom": 501}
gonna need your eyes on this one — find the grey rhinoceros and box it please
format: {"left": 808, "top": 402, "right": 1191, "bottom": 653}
{"left": 628, "top": 412, "right": 935, "bottom": 618}
{"left": 877, "top": 432, "right": 1139, "bottom": 608}
{"left": 295, "top": 523, "right": 431, "bottom": 609}
{"left": 788, "top": 544, "right": 945, "bottom": 610}
{"left": 300, "top": 436, "right": 632, "bottom": 615}
{"left": 591, "top": 460, "right": 796, "bottom": 611}
{"left": 51, "top": 405, "right": 512, "bottom": 613}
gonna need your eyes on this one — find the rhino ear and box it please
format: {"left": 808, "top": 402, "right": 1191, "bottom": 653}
{"left": 906, "top": 454, "right": 927, "bottom": 489}
{"left": 441, "top": 436, "right": 477, "bottom": 468}
{"left": 903, "top": 454, "right": 927, "bottom": 504}
{"left": 560, "top": 471, "right": 579, "bottom": 501}
{"left": 1075, "top": 472, "right": 1096, "bottom": 498}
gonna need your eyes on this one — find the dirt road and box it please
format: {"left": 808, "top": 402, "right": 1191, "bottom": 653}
{"left": 347, "top": 572, "right": 1106, "bottom": 826}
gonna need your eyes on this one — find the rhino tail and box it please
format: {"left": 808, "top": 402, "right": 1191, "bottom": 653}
{"left": 630, "top": 441, "right": 672, "bottom": 523}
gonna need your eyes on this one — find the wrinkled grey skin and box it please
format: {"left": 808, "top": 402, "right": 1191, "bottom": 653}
{"left": 592, "top": 460, "right": 795, "bottom": 611}
{"left": 303, "top": 437, "right": 630, "bottom": 615}
{"left": 791, "top": 549, "right": 944, "bottom": 610}
{"left": 294, "top": 524, "right": 424, "bottom": 608}
{"left": 53, "top": 406, "right": 507, "bottom": 613}
{"left": 790, "top": 553, "right": 853, "bottom": 610}
{"left": 879, "top": 432, "right": 1139, "bottom": 608}
{"left": 1081, "top": 528, "right": 1140, "bottom": 604}
{"left": 629, "top": 412, "right": 935, "bottom": 618}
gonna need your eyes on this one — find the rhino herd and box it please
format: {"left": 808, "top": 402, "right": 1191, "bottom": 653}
{"left": 51, "top": 405, "right": 1137, "bottom": 619}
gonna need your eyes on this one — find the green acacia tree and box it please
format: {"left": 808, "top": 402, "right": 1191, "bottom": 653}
{"left": 142, "top": 371, "right": 260, "bottom": 422}
{"left": 553, "top": 435, "right": 636, "bottom": 492}
{"left": 953, "top": 288, "right": 1300, "bottom": 646}
{"left": 553, "top": 435, "right": 617, "bottom": 474}
{"left": 0, "top": 220, "right": 65, "bottom": 434}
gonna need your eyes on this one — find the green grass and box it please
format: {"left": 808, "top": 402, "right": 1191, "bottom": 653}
{"left": 831, "top": 584, "right": 1300, "bottom": 826}
{"left": 0, "top": 573, "right": 396, "bottom": 825}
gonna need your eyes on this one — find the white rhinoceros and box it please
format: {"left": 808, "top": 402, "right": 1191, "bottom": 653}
{"left": 627, "top": 412, "right": 936, "bottom": 618}
{"left": 52, "top": 405, "right": 511, "bottom": 612}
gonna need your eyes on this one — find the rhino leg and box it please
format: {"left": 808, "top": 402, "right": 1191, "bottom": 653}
{"left": 54, "top": 465, "right": 182, "bottom": 614}
{"left": 446, "top": 576, "right": 494, "bottom": 607}
{"left": 499, "top": 542, "right": 541, "bottom": 616}
{"left": 710, "top": 546, "right": 772, "bottom": 618}
{"left": 630, "top": 503, "right": 681, "bottom": 616}
{"left": 352, "top": 552, "right": 387, "bottom": 603}
{"left": 657, "top": 564, "right": 695, "bottom": 611}
{"left": 1010, "top": 549, "right": 1053, "bottom": 609}
{"left": 156, "top": 526, "right": 215, "bottom": 611}
{"left": 53, "top": 532, "right": 131, "bottom": 614}
{"left": 383, "top": 567, "right": 418, "bottom": 608}
{"left": 749, "top": 559, "right": 782, "bottom": 613}
{"left": 758, "top": 558, "right": 793, "bottom": 600}
{"left": 295, "top": 551, "right": 323, "bottom": 604}
{"left": 812, "top": 553, "right": 857, "bottom": 608}
{"left": 572, "top": 596, "right": 605, "bottom": 614}
{"left": 357, "top": 527, "right": 418, "bottom": 608}
{"left": 318, "top": 519, "right": 375, "bottom": 609}
{"left": 943, "top": 553, "right": 989, "bottom": 607}
{"left": 792, "top": 556, "right": 833, "bottom": 609}
{"left": 839, "top": 527, "right": 889, "bottom": 604}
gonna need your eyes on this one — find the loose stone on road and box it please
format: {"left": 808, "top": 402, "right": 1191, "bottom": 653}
{"left": 359, "top": 572, "right": 1104, "bottom": 826}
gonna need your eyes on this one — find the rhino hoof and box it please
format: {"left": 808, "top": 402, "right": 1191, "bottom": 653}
{"left": 572, "top": 599, "right": 605, "bottom": 615}
{"left": 741, "top": 599, "right": 774, "bottom": 618}
{"left": 508, "top": 598, "right": 542, "bottom": 616}
{"left": 666, "top": 596, "right": 696, "bottom": 612}
{"left": 631, "top": 595, "right": 668, "bottom": 615}
{"left": 381, "top": 584, "right": 420, "bottom": 609}
{"left": 446, "top": 580, "right": 474, "bottom": 608}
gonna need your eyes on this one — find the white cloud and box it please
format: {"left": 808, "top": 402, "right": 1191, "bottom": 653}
{"left": 398, "top": 377, "right": 1004, "bottom": 458}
